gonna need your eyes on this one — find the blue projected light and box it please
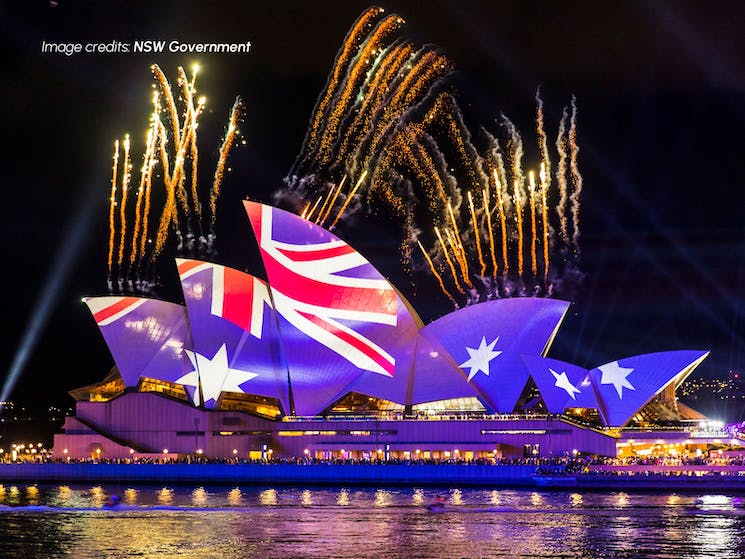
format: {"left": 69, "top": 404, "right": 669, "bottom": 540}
{"left": 1, "top": 189, "right": 97, "bottom": 403}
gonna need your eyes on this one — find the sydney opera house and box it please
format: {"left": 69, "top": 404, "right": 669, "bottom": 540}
{"left": 54, "top": 202, "right": 710, "bottom": 460}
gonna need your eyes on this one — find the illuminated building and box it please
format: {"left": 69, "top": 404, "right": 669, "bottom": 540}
{"left": 54, "top": 203, "right": 709, "bottom": 460}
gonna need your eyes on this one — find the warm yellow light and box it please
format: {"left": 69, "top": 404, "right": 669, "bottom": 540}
{"left": 162, "top": 449, "right": 168, "bottom": 454}
{"left": 232, "top": 449, "right": 238, "bottom": 455}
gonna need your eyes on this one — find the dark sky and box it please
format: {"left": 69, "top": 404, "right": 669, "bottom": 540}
{"left": 2, "top": 1, "right": 745, "bottom": 420}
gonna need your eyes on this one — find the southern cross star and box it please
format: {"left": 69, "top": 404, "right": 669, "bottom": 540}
{"left": 177, "top": 343, "right": 259, "bottom": 406}
{"left": 550, "top": 368, "right": 581, "bottom": 400}
{"left": 597, "top": 361, "right": 635, "bottom": 399}
{"left": 460, "top": 336, "right": 502, "bottom": 382}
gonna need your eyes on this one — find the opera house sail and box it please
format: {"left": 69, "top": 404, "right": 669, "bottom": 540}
{"left": 55, "top": 202, "right": 709, "bottom": 461}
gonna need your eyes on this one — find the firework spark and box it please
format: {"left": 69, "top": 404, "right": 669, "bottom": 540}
{"left": 278, "top": 8, "right": 584, "bottom": 307}
{"left": 569, "top": 96, "right": 582, "bottom": 257}
{"left": 105, "top": 65, "right": 243, "bottom": 291}
{"left": 107, "top": 139, "right": 120, "bottom": 285}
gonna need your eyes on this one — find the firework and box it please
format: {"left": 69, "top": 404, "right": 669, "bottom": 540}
{"left": 319, "top": 175, "right": 348, "bottom": 226}
{"left": 435, "top": 227, "right": 464, "bottom": 294}
{"left": 117, "top": 134, "right": 132, "bottom": 271}
{"left": 555, "top": 107, "right": 569, "bottom": 249}
{"left": 210, "top": 97, "right": 244, "bottom": 228}
{"left": 279, "top": 8, "right": 584, "bottom": 307}
{"left": 330, "top": 170, "right": 367, "bottom": 230}
{"left": 417, "top": 240, "right": 456, "bottom": 305}
{"left": 467, "top": 191, "right": 486, "bottom": 277}
{"left": 107, "top": 139, "right": 120, "bottom": 284}
{"left": 105, "top": 65, "right": 243, "bottom": 291}
{"left": 569, "top": 96, "right": 582, "bottom": 257}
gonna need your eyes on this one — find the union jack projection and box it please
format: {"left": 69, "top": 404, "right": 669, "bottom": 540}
{"left": 245, "top": 201, "right": 411, "bottom": 415}
{"left": 177, "top": 259, "right": 289, "bottom": 411}
{"left": 83, "top": 201, "right": 709, "bottom": 420}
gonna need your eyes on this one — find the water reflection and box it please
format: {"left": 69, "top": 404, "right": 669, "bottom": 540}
{"left": 0, "top": 487, "right": 743, "bottom": 558}
{"left": 615, "top": 492, "right": 629, "bottom": 507}
{"left": 227, "top": 487, "right": 242, "bottom": 506}
{"left": 191, "top": 487, "right": 208, "bottom": 506}
{"left": 412, "top": 488, "right": 424, "bottom": 506}
{"left": 157, "top": 487, "right": 173, "bottom": 505}
{"left": 373, "top": 489, "right": 391, "bottom": 507}
{"left": 7, "top": 485, "right": 20, "bottom": 506}
{"left": 489, "top": 490, "right": 501, "bottom": 506}
{"left": 90, "top": 486, "right": 105, "bottom": 508}
{"left": 26, "top": 485, "right": 39, "bottom": 504}
{"left": 450, "top": 488, "right": 463, "bottom": 506}
{"left": 259, "top": 488, "right": 277, "bottom": 506}
{"left": 124, "top": 488, "right": 138, "bottom": 505}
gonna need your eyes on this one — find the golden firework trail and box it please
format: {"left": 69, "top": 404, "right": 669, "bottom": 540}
{"left": 492, "top": 169, "right": 509, "bottom": 278}
{"left": 305, "top": 195, "right": 323, "bottom": 222}
{"left": 527, "top": 171, "right": 538, "bottom": 278}
{"left": 446, "top": 201, "right": 472, "bottom": 287}
{"left": 358, "top": 55, "right": 452, "bottom": 177}
{"left": 106, "top": 65, "right": 244, "bottom": 284}
{"left": 151, "top": 64, "right": 180, "bottom": 146}
{"left": 335, "top": 43, "right": 414, "bottom": 165}
{"left": 482, "top": 185, "right": 497, "bottom": 278}
{"left": 138, "top": 129, "right": 156, "bottom": 268}
{"left": 514, "top": 178, "right": 525, "bottom": 280}
{"left": 536, "top": 91, "right": 551, "bottom": 192}
{"left": 434, "top": 226, "right": 464, "bottom": 294}
{"left": 107, "top": 139, "right": 120, "bottom": 281}
{"left": 210, "top": 97, "right": 244, "bottom": 227}
{"left": 314, "top": 183, "right": 335, "bottom": 226}
{"left": 173, "top": 66, "right": 194, "bottom": 218}
{"left": 536, "top": 93, "right": 551, "bottom": 283}
{"left": 467, "top": 190, "right": 486, "bottom": 277}
{"left": 330, "top": 170, "right": 367, "bottom": 230}
{"left": 299, "top": 7, "right": 385, "bottom": 163}
{"left": 129, "top": 121, "right": 158, "bottom": 266}
{"left": 117, "top": 134, "right": 132, "bottom": 269}
{"left": 153, "top": 118, "right": 177, "bottom": 258}
{"left": 282, "top": 8, "right": 586, "bottom": 305}
{"left": 540, "top": 165, "right": 550, "bottom": 282}
{"left": 417, "top": 240, "right": 456, "bottom": 305}
{"left": 569, "top": 96, "right": 583, "bottom": 256}
{"left": 189, "top": 95, "right": 207, "bottom": 222}
{"left": 444, "top": 228, "right": 465, "bottom": 284}
{"left": 555, "top": 107, "right": 569, "bottom": 247}
{"left": 319, "top": 175, "right": 348, "bottom": 226}
{"left": 317, "top": 14, "right": 405, "bottom": 167}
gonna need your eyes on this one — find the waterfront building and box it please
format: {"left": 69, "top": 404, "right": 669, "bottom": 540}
{"left": 55, "top": 202, "right": 710, "bottom": 460}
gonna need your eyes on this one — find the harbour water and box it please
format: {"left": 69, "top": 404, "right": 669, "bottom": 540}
{"left": 0, "top": 484, "right": 743, "bottom": 558}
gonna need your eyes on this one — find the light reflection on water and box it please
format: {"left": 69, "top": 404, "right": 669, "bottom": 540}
{"left": 0, "top": 485, "right": 743, "bottom": 558}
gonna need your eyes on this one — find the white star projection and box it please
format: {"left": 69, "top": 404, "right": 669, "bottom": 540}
{"left": 177, "top": 344, "right": 258, "bottom": 406}
{"left": 550, "top": 368, "right": 581, "bottom": 400}
{"left": 598, "top": 361, "right": 636, "bottom": 399}
{"left": 460, "top": 337, "right": 502, "bottom": 381}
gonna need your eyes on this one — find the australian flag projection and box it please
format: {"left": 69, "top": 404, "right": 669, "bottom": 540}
{"left": 84, "top": 201, "right": 710, "bottom": 420}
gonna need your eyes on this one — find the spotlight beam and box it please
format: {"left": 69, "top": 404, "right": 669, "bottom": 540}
{"left": 1, "top": 181, "right": 99, "bottom": 403}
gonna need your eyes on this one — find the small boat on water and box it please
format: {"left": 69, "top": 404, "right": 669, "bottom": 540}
{"left": 426, "top": 495, "right": 448, "bottom": 512}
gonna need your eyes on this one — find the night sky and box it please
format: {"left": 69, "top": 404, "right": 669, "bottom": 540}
{"left": 2, "top": 1, "right": 745, "bottom": 420}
